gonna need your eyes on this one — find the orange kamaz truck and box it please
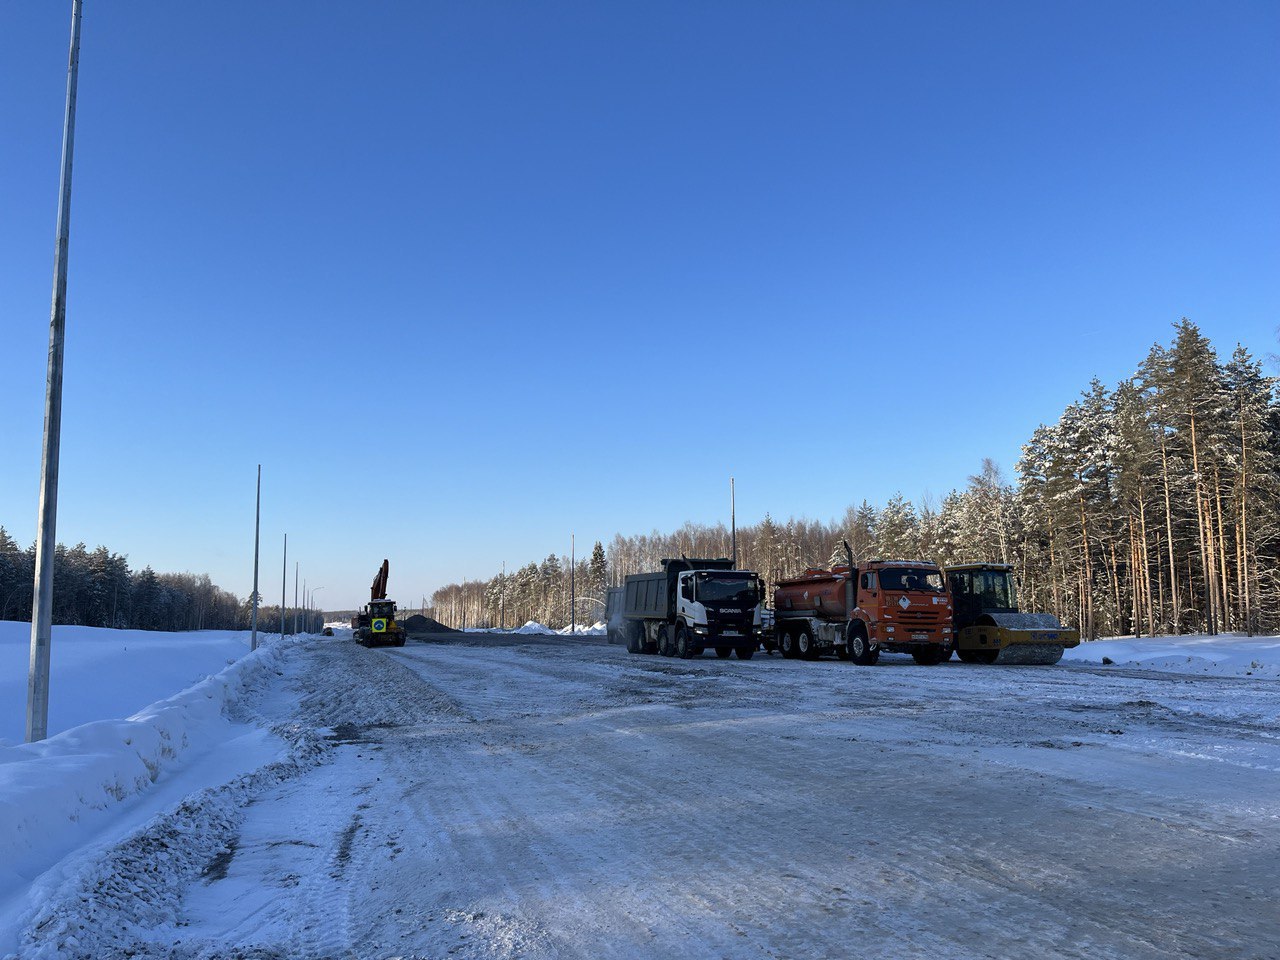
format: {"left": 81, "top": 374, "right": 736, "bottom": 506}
{"left": 772, "top": 545, "right": 953, "bottom": 665}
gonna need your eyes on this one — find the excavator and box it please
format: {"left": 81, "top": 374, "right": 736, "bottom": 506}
{"left": 946, "top": 563, "right": 1079, "bottom": 665}
{"left": 351, "top": 559, "right": 407, "bottom": 648}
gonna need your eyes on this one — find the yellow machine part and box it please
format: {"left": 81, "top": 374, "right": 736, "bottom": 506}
{"left": 955, "top": 612, "right": 1080, "bottom": 665}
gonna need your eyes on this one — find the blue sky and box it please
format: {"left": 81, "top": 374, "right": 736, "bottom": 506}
{"left": 2, "top": 1, "right": 1277, "bottom": 610}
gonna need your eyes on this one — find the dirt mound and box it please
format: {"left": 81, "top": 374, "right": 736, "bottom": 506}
{"left": 401, "top": 614, "right": 457, "bottom": 634}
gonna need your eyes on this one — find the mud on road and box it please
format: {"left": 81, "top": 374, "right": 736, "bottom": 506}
{"left": 16, "top": 634, "right": 1280, "bottom": 960}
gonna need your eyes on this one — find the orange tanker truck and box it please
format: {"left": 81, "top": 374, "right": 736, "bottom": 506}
{"left": 772, "top": 544, "right": 953, "bottom": 665}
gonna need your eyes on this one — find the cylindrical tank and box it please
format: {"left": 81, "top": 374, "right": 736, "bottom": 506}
{"left": 774, "top": 569, "right": 851, "bottom": 620}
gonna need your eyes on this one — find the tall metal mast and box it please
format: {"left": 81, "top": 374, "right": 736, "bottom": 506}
{"left": 251, "top": 465, "right": 261, "bottom": 650}
{"left": 27, "top": 0, "right": 85, "bottom": 743}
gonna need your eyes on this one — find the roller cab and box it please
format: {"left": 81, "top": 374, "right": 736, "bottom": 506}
{"left": 945, "top": 564, "right": 1079, "bottom": 665}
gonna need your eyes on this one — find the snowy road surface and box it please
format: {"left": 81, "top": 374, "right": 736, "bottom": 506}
{"left": 12, "top": 634, "right": 1280, "bottom": 959}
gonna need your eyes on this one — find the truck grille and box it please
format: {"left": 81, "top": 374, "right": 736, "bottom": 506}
{"left": 897, "top": 610, "right": 942, "bottom": 626}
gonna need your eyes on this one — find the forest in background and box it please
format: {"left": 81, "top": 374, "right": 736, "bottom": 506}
{"left": 0, "top": 529, "right": 321, "bottom": 634}
{"left": 430, "top": 322, "right": 1279, "bottom": 639}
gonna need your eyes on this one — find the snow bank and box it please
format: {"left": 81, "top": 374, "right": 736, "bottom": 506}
{"left": 1063, "top": 633, "right": 1280, "bottom": 679}
{"left": 506, "top": 621, "right": 606, "bottom": 636}
{"left": 0, "top": 622, "right": 266, "bottom": 746}
{"left": 0, "top": 634, "right": 298, "bottom": 908}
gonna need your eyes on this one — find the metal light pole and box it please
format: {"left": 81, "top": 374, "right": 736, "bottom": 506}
{"left": 293, "top": 561, "right": 299, "bottom": 635}
{"left": 27, "top": 0, "right": 85, "bottom": 744}
{"left": 280, "top": 533, "right": 287, "bottom": 637}
{"left": 731, "top": 477, "right": 737, "bottom": 567}
{"left": 310, "top": 587, "right": 324, "bottom": 632}
{"left": 251, "top": 465, "right": 261, "bottom": 651}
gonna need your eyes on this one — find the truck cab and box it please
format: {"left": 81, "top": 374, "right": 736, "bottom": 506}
{"left": 676, "top": 569, "right": 763, "bottom": 652}
{"left": 854, "top": 562, "right": 952, "bottom": 664}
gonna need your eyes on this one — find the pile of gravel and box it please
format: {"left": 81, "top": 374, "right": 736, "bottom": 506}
{"left": 400, "top": 614, "right": 457, "bottom": 634}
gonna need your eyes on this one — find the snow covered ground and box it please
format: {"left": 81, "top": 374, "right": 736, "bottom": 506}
{"left": 0, "top": 621, "right": 261, "bottom": 745}
{"left": 3, "top": 630, "right": 1279, "bottom": 958}
{"left": 1064, "top": 631, "right": 1280, "bottom": 679}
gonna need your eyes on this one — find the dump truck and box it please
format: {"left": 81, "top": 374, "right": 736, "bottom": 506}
{"left": 352, "top": 559, "right": 407, "bottom": 648}
{"left": 773, "top": 546, "right": 952, "bottom": 664}
{"left": 621, "top": 558, "right": 764, "bottom": 659}
{"left": 945, "top": 563, "right": 1079, "bottom": 665}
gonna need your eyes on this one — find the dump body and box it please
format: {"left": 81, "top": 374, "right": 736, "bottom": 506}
{"left": 773, "top": 558, "right": 953, "bottom": 664}
{"left": 620, "top": 558, "right": 762, "bottom": 660}
{"left": 945, "top": 563, "right": 1080, "bottom": 665}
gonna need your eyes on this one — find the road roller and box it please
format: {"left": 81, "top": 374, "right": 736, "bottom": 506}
{"left": 945, "top": 563, "right": 1079, "bottom": 665}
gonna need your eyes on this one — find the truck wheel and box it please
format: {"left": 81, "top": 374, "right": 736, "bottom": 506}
{"left": 779, "top": 628, "right": 799, "bottom": 659}
{"left": 797, "top": 629, "right": 819, "bottom": 661}
{"left": 735, "top": 645, "right": 755, "bottom": 660}
{"left": 835, "top": 644, "right": 852, "bottom": 661}
{"left": 625, "top": 627, "right": 640, "bottom": 654}
{"left": 675, "top": 624, "right": 697, "bottom": 659}
{"left": 847, "top": 626, "right": 876, "bottom": 666}
{"left": 659, "top": 625, "right": 675, "bottom": 657}
{"left": 715, "top": 646, "right": 732, "bottom": 658}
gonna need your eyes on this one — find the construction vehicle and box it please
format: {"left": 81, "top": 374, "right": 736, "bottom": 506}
{"left": 945, "top": 563, "right": 1079, "bottom": 665}
{"left": 772, "top": 544, "right": 952, "bottom": 665}
{"left": 351, "top": 559, "right": 407, "bottom": 648}
{"left": 621, "top": 558, "right": 764, "bottom": 659}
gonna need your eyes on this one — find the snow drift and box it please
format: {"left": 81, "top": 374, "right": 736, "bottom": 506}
{"left": 1063, "top": 632, "right": 1280, "bottom": 679}
{"left": 0, "top": 633, "right": 299, "bottom": 916}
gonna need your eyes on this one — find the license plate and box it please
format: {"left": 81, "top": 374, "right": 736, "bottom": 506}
{"left": 722, "top": 630, "right": 740, "bottom": 637}
{"left": 912, "top": 632, "right": 928, "bottom": 640}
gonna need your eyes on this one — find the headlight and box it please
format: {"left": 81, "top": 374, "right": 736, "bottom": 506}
{"left": 885, "top": 626, "right": 894, "bottom": 633}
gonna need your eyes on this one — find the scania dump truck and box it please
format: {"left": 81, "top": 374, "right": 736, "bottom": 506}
{"left": 621, "top": 558, "right": 764, "bottom": 660}
{"left": 352, "top": 559, "right": 407, "bottom": 648}
{"left": 772, "top": 546, "right": 952, "bottom": 665}
{"left": 945, "top": 563, "right": 1079, "bottom": 665}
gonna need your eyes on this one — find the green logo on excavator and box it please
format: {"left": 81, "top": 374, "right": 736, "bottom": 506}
{"left": 372, "top": 618, "right": 388, "bottom": 632}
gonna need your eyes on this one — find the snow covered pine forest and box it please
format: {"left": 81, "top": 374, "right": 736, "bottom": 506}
{"left": 432, "top": 322, "right": 1279, "bottom": 639}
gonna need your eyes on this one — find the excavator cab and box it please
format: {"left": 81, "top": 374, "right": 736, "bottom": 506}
{"left": 369, "top": 599, "right": 397, "bottom": 633}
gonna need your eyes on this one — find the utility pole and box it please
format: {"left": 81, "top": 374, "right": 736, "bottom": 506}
{"left": 731, "top": 476, "right": 737, "bottom": 568}
{"left": 570, "top": 534, "right": 576, "bottom": 635}
{"left": 301, "top": 577, "right": 306, "bottom": 634}
{"left": 293, "top": 562, "right": 299, "bottom": 635}
{"left": 251, "top": 465, "right": 261, "bottom": 651}
{"left": 27, "top": 0, "right": 85, "bottom": 744}
{"left": 280, "top": 533, "right": 287, "bottom": 638}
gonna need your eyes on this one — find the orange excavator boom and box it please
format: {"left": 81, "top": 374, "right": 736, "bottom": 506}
{"left": 371, "top": 559, "right": 390, "bottom": 602}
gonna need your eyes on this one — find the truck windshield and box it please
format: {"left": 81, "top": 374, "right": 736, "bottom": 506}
{"left": 878, "top": 568, "right": 945, "bottom": 593}
{"left": 697, "top": 576, "right": 758, "bottom": 605}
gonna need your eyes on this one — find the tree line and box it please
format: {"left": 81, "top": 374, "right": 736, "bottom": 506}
{"left": 0, "top": 530, "right": 322, "bottom": 634}
{"left": 430, "top": 321, "right": 1278, "bottom": 639}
